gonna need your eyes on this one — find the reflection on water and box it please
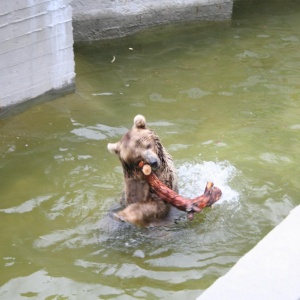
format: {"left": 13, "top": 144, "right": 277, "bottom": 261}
{"left": 1, "top": 1, "right": 300, "bottom": 298}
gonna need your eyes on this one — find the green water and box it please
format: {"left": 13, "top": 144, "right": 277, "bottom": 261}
{"left": 1, "top": 1, "right": 300, "bottom": 299}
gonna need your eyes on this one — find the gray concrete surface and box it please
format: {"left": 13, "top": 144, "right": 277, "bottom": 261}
{"left": 0, "top": 0, "right": 75, "bottom": 114}
{"left": 197, "top": 205, "right": 300, "bottom": 300}
{"left": 71, "top": 0, "right": 233, "bottom": 41}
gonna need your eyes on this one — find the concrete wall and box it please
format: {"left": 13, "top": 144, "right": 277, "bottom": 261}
{"left": 198, "top": 205, "right": 300, "bottom": 300}
{"left": 0, "top": 0, "right": 75, "bottom": 114}
{"left": 72, "top": 0, "right": 233, "bottom": 41}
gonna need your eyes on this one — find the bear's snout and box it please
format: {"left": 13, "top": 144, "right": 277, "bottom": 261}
{"left": 144, "top": 150, "right": 160, "bottom": 170}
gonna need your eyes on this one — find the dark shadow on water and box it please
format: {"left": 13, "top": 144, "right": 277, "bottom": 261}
{"left": 97, "top": 204, "right": 192, "bottom": 249}
{"left": 0, "top": 84, "right": 75, "bottom": 120}
{"left": 233, "top": 0, "right": 300, "bottom": 19}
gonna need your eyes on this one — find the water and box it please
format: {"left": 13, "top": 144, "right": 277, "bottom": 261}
{"left": 1, "top": 1, "right": 300, "bottom": 298}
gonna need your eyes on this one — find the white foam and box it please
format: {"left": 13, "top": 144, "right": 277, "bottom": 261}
{"left": 177, "top": 161, "right": 240, "bottom": 204}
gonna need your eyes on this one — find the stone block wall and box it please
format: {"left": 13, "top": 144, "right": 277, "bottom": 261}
{"left": 0, "top": 0, "right": 75, "bottom": 113}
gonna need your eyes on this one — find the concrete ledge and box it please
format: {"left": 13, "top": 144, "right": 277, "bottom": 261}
{"left": 197, "top": 205, "right": 300, "bottom": 300}
{"left": 72, "top": 0, "right": 233, "bottom": 41}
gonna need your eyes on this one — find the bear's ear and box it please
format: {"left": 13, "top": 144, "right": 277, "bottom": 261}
{"left": 133, "top": 114, "right": 146, "bottom": 129}
{"left": 107, "top": 142, "right": 120, "bottom": 154}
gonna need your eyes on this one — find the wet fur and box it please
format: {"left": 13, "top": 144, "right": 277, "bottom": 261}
{"left": 107, "top": 115, "right": 178, "bottom": 227}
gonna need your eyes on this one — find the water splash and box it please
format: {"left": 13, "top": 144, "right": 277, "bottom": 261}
{"left": 177, "top": 161, "right": 240, "bottom": 204}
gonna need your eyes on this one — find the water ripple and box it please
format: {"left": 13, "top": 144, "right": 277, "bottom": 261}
{"left": 0, "top": 195, "right": 54, "bottom": 214}
{"left": 70, "top": 120, "right": 127, "bottom": 141}
{"left": 179, "top": 87, "right": 211, "bottom": 99}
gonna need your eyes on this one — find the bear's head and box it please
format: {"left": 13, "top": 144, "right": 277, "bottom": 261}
{"left": 107, "top": 115, "right": 166, "bottom": 178}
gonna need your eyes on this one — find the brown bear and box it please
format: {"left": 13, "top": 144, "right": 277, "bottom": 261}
{"left": 107, "top": 115, "right": 178, "bottom": 227}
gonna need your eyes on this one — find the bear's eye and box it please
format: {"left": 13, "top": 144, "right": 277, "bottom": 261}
{"left": 146, "top": 143, "right": 152, "bottom": 149}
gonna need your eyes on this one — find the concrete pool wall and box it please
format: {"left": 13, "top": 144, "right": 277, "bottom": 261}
{"left": 71, "top": 0, "right": 233, "bottom": 41}
{"left": 0, "top": 0, "right": 75, "bottom": 116}
{"left": 197, "top": 205, "right": 300, "bottom": 299}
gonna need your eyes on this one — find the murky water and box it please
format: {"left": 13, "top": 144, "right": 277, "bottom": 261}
{"left": 1, "top": 1, "right": 300, "bottom": 299}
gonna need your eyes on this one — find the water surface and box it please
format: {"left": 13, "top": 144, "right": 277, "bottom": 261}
{"left": 1, "top": 1, "right": 300, "bottom": 299}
